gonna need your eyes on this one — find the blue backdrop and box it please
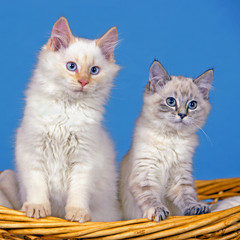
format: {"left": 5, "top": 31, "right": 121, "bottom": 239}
{"left": 0, "top": 0, "right": 239, "bottom": 180}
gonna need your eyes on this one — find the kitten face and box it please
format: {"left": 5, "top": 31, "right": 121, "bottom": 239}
{"left": 61, "top": 42, "right": 105, "bottom": 94}
{"left": 46, "top": 39, "right": 118, "bottom": 96}
{"left": 144, "top": 61, "right": 213, "bottom": 133}
{"left": 33, "top": 17, "right": 120, "bottom": 99}
{"left": 154, "top": 76, "right": 211, "bottom": 131}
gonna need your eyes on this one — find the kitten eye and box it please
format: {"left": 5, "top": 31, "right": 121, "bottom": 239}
{"left": 166, "top": 97, "right": 176, "bottom": 107}
{"left": 90, "top": 66, "right": 100, "bottom": 75}
{"left": 66, "top": 62, "right": 77, "bottom": 71}
{"left": 188, "top": 100, "right": 197, "bottom": 110}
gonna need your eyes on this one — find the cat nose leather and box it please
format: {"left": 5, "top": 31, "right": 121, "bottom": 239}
{"left": 178, "top": 113, "right": 187, "bottom": 119}
{"left": 78, "top": 79, "right": 89, "bottom": 87}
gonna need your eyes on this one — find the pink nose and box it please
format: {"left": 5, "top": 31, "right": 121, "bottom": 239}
{"left": 78, "top": 79, "right": 89, "bottom": 87}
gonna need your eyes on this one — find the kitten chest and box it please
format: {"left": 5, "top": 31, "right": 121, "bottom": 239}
{"left": 38, "top": 103, "right": 91, "bottom": 198}
{"left": 151, "top": 134, "right": 197, "bottom": 170}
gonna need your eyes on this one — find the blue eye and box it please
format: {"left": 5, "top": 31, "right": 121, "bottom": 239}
{"left": 188, "top": 100, "right": 197, "bottom": 110}
{"left": 66, "top": 62, "right": 77, "bottom": 71}
{"left": 90, "top": 66, "right": 100, "bottom": 75}
{"left": 166, "top": 97, "right": 176, "bottom": 107}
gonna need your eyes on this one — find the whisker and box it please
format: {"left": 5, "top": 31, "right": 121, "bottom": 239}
{"left": 191, "top": 121, "right": 213, "bottom": 145}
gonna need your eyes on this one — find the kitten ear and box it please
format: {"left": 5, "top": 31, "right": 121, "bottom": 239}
{"left": 193, "top": 69, "right": 214, "bottom": 99}
{"left": 96, "top": 27, "right": 118, "bottom": 61}
{"left": 47, "top": 17, "right": 73, "bottom": 51}
{"left": 147, "top": 60, "right": 170, "bottom": 92}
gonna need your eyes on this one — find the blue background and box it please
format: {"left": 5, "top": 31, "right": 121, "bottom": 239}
{"left": 0, "top": 0, "right": 239, "bottom": 180}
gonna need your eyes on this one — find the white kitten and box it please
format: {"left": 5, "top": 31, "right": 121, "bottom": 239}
{"left": 119, "top": 60, "right": 213, "bottom": 221}
{"left": 7, "top": 17, "right": 121, "bottom": 222}
{"left": 0, "top": 170, "right": 21, "bottom": 210}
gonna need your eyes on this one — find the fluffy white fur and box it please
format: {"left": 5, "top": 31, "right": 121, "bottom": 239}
{"left": 0, "top": 170, "right": 21, "bottom": 210}
{"left": 0, "top": 17, "right": 121, "bottom": 222}
{"left": 120, "top": 61, "right": 214, "bottom": 221}
{"left": 210, "top": 197, "right": 240, "bottom": 212}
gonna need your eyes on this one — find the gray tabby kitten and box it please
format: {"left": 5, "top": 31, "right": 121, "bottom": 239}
{"left": 119, "top": 60, "right": 213, "bottom": 221}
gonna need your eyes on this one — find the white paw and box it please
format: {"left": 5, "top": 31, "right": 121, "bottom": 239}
{"left": 65, "top": 207, "right": 91, "bottom": 223}
{"left": 143, "top": 205, "right": 169, "bottom": 222}
{"left": 21, "top": 202, "right": 51, "bottom": 218}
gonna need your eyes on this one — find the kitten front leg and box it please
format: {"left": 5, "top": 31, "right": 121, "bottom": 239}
{"left": 129, "top": 159, "right": 169, "bottom": 221}
{"left": 19, "top": 167, "right": 51, "bottom": 218}
{"left": 182, "top": 187, "right": 210, "bottom": 216}
{"left": 168, "top": 165, "right": 210, "bottom": 216}
{"left": 65, "top": 162, "right": 92, "bottom": 223}
{"left": 16, "top": 145, "right": 51, "bottom": 219}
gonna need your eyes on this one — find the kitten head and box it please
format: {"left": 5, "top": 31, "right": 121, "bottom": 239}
{"left": 32, "top": 17, "right": 120, "bottom": 100}
{"left": 143, "top": 60, "right": 213, "bottom": 134}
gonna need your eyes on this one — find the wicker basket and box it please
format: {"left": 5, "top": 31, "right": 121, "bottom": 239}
{"left": 0, "top": 177, "right": 240, "bottom": 240}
